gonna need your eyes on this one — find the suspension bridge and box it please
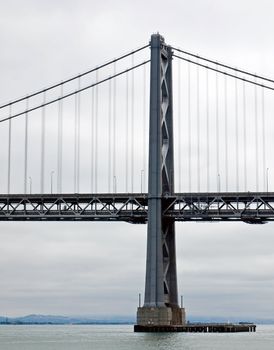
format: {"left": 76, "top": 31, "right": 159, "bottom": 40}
{"left": 0, "top": 33, "right": 273, "bottom": 330}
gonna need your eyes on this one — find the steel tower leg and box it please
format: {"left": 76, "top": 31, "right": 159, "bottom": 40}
{"left": 135, "top": 34, "right": 186, "bottom": 329}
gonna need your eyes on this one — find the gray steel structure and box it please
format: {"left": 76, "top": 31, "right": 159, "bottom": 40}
{"left": 1, "top": 192, "right": 274, "bottom": 222}
{"left": 136, "top": 34, "right": 183, "bottom": 326}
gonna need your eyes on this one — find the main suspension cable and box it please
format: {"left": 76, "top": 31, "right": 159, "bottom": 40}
{"left": 172, "top": 46, "right": 274, "bottom": 85}
{"left": 173, "top": 55, "right": 274, "bottom": 91}
{"left": 0, "top": 44, "right": 150, "bottom": 110}
{"left": 0, "top": 61, "right": 150, "bottom": 124}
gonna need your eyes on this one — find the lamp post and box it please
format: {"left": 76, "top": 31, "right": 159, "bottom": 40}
{"left": 28, "top": 176, "right": 32, "bottom": 194}
{"left": 217, "top": 173, "right": 221, "bottom": 193}
{"left": 266, "top": 168, "right": 269, "bottom": 193}
{"left": 141, "top": 169, "right": 144, "bottom": 194}
{"left": 50, "top": 171, "right": 55, "bottom": 194}
{"left": 113, "top": 175, "right": 117, "bottom": 193}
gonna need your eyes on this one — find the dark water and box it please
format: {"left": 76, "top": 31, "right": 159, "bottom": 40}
{"left": 0, "top": 324, "right": 273, "bottom": 350}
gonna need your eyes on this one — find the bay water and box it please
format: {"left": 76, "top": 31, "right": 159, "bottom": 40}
{"left": 0, "top": 324, "right": 273, "bottom": 350}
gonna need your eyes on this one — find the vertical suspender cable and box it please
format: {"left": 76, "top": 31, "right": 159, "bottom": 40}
{"left": 262, "top": 88, "right": 266, "bottom": 191}
{"left": 177, "top": 55, "right": 181, "bottom": 192}
{"left": 24, "top": 98, "right": 29, "bottom": 194}
{"left": 95, "top": 70, "right": 99, "bottom": 193}
{"left": 206, "top": 68, "right": 210, "bottom": 192}
{"left": 216, "top": 68, "right": 220, "bottom": 191}
{"left": 224, "top": 75, "right": 228, "bottom": 192}
{"left": 235, "top": 77, "right": 239, "bottom": 192}
{"left": 108, "top": 79, "right": 112, "bottom": 193}
{"left": 243, "top": 81, "right": 247, "bottom": 191}
{"left": 196, "top": 61, "right": 200, "bottom": 192}
{"left": 143, "top": 64, "right": 147, "bottom": 192}
{"left": 125, "top": 72, "right": 129, "bottom": 192}
{"left": 113, "top": 62, "right": 116, "bottom": 192}
{"left": 254, "top": 81, "right": 259, "bottom": 191}
{"left": 57, "top": 84, "right": 63, "bottom": 193}
{"left": 188, "top": 62, "right": 192, "bottom": 192}
{"left": 41, "top": 92, "right": 46, "bottom": 194}
{"left": 74, "top": 89, "right": 78, "bottom": 193}
{"left": 131, "top": 54, "right": 135, "bottom": 193}
{"left": 77, "top": 78, "right": 81, "bottom": 193}
{"left": 7, "top": 105, "right": 12, "bottom": 194}
{"left": 91, "top": 88, "right": 94, "bottom": 193}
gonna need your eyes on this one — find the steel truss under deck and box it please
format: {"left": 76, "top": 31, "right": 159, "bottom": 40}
{"left": 0, "top": 192, "right": 274, "bottom": 223}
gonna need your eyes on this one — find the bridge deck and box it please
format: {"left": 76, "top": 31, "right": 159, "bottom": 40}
{"left": 0, "top": 192, "right": 274, "bottom": 223}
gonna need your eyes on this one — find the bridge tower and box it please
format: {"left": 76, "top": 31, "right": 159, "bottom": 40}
{"left": 135, "top": 34, "right": 186, "bottom": 330}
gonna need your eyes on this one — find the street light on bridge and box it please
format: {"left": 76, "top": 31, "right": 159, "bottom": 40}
{"left": 28, "top": 176, "right": 32, "bottom": 194}
{"left": 50, "top": 171, "right": 55, "bottom": 194}
{"left": 266, "top": 168, "right": 269, "bottom": 193}
{"left": 217, "top": 173, "right": 221, "bottom": 192}
{"left": 113, "top": 175, "right": 117, "bottom": 193}
{"left": 141, "top": 169, "right": 144, "bottom": 194}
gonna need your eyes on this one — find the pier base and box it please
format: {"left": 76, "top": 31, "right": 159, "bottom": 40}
{"left": 136, "top": 306, "right": 185, "bottom": 327}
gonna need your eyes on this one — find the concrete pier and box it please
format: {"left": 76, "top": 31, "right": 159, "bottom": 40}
{"left": 136, "top": 306, "right": 186, "bottom": 326}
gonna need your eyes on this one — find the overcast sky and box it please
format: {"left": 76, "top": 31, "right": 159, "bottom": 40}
{"left": 0, "top": 0, "right": 274, "bottom": 321}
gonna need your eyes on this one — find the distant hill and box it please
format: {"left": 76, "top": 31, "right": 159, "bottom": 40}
{"left": 0, "top": 314, "right": 273, "bottom": 325}
{"left": 0, "top": 314, "right": 135, "bottom": 325}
